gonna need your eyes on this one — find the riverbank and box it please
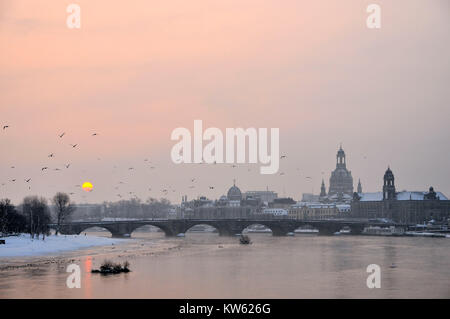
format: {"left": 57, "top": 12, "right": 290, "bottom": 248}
{"left": 0, "top": 234, "right": 126, "bottom": 258}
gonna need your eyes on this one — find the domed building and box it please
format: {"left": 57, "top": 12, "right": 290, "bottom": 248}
{"left": 318, "top": 146, "right": 355, "bottom": 203}
{"left": 227, "top": 180, "right": 242, "bottom": 207}
{"left": 328, "top": 146, "right": 354, "bottom": 197}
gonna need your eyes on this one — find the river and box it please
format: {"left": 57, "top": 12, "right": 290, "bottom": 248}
{"left": 0, "top": 231, "right": 449, "bottom": 298}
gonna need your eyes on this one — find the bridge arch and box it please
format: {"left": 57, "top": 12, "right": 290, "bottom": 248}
{"left": 127, "top": 222, "right": 181, "bottom": 237}
{"left": 184, "top": 223, "right": 220, "bottom": 235}
{"left": 241, "top": 222, "right": 295, "bottom": 236}
{"left": 75, "top": 226, "right": 116, "bottom": 237}
{"left": 129, "top": 224, "right": 167, "bottom": 238}
{"left": 242, "top": 223, "right": 273, "bottom": 234}
{"left": 183, "top": 221, "right": 222, "bottom": 235}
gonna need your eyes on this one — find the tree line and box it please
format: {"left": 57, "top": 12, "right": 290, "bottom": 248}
{"left": 0, "top": 192, "right": 75, "bottom": 239}
{"left": 1, "top": 194, "right": 174, "bottom": 238}
{"left": 71, "top": 197, "right": 173, "bottom": 221}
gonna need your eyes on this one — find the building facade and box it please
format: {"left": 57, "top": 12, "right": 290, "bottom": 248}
{"left": 289, "top": 202, "right": 339, "bottom": 220}
{"left": 351, "top": 167, "right": 450, "bottom": 224}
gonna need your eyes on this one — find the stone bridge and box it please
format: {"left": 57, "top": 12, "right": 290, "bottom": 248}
{"left": 49, "top": 219, "right": 400, "bottom": 238}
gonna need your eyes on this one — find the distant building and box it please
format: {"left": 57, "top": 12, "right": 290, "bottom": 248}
{"left": 271, "top": 197, "right": 296, "bottom": 209}
{"left": 227, "top": 181, "right": 242, "bottom": 207}
{"left": 244, "top": 190, "right": 278, "bottom": 204}
{"left": 263, "top": 208, "right": 288, "bottom": 216}
{"left": 328, "top": 146, "right": 354, "bottom": 196}
{"left": 301, "top": 193, "right": 320, "bottom": 202}
{"left": 351, "top": 167, "right": 450, "bottom": 224}
{"left": 318, "top": 146, "right": 355, "bottom": 204}
{"left": 289, "top": 202, "right": 338, "bottom": 220}
{"left": 181, "top": 181, "right": 259, "bottom": 218}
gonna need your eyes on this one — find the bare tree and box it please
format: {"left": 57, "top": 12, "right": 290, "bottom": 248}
{"left": 53, "top": 192, "right": 76, "bottom": 235}
{"left": 22, "top": 196, "right": 51, "bottom": 239}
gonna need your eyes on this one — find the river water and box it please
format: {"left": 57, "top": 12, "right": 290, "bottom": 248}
{"left": 0, "top": 231, "right": 449, "bottom": 298}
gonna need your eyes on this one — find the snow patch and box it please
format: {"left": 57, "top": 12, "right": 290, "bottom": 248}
{"left": 0, "top": 234, "right": 126, "bottom": 257}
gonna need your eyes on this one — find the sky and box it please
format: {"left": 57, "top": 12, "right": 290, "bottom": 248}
{"left": 1, "top": 0, "right": 449, "bottom": 205}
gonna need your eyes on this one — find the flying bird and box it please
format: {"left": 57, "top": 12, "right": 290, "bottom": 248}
{"left": 59, "top": 132, "right": 65, "bottom": 138}
{"left": 209, "top": 186, "right": 214, "bottom": 189}
{"left": 65, "top": 164, "right": 70, "bottom": 168}
{"left": 41, "top": 167, "right": 48, "bottom": 171}
{"left": 25, "top": 178, "right": 31, "bottom": 183}
{"left": 92, "top": 133, "right": 98, "bottom": 136}
{"left": 10, "top": 179, "right": 16, "bottom": 182}
{"left": 69, "top": 144, "right": 78, "bottom": 148}
{"left": 3, "top": 125, "right": 9, "bottom": 130}
{"left": 280, "top": 155, "right": 287, "bottom": 159}
{"left": 48, "top": 153, "right": 54, "bottom": 158}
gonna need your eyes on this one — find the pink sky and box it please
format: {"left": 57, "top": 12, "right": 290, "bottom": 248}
{"left": 1, "top": 0, "right": 449, "bottom": 204}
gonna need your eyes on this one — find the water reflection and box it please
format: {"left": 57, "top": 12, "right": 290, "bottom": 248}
{"left": 0, "top": 233, "right": 449, "bottom": 298}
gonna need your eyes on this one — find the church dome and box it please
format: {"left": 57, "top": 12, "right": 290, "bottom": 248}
{"left": 227, "top": 183, "right": 242, "bottom": 201}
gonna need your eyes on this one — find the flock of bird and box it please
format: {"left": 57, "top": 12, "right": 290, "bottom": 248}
{"left": 1, "top": 125, "right": 100, "bottom": 196}
{"left": 2, "top": 122, "right": 353, "bottom": 203}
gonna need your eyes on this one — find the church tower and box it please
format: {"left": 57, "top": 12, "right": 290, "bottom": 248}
{"left": 320, "top": 179, "right": 327, "bottom": 197}
{"left": 336, "top": 145, "right": 346, "bottom": 169}
{"left": 357, "top": 179, "right": 362, "bottom": 193}
{"left": 383, "top": 167, "right": 396, "bottom": 200}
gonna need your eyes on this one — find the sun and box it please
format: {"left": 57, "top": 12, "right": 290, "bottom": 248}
{"left": 82, "top": 182, "right": 93, "bottom": 192}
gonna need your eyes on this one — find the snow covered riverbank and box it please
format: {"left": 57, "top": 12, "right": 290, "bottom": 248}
{"left": 0, "top": 234, "right": 126, "bottom": 257}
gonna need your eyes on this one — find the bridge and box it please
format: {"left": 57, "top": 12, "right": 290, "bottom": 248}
{"left": 49, "top": 218, "right": 402, "bottom": 238}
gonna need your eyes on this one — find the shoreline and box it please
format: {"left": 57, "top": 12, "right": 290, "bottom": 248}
{"left": 0, "top": 234, "right": 198, "bottom": 271}
{"left": 0, "top": 233, "right": 127, "bottom": 259}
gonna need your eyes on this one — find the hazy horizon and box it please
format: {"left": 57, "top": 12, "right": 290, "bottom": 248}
{"left": 1, "top": 0, "right": 449, "bottom": 205}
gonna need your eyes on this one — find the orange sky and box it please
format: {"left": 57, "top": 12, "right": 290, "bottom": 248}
{"left": 1, "top": 0, "right": 449, "bottom": 204}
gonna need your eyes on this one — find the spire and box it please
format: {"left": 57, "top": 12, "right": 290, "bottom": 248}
{"left": 320, "top": 179, "right": 327, "bottom": 197}
{"left": 357, "top": 179, "right": 362, "bottom": 193}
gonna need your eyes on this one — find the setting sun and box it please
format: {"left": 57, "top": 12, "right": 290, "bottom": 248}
{"left": 82, "top": 182, "right": 93, "bottom": 192}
